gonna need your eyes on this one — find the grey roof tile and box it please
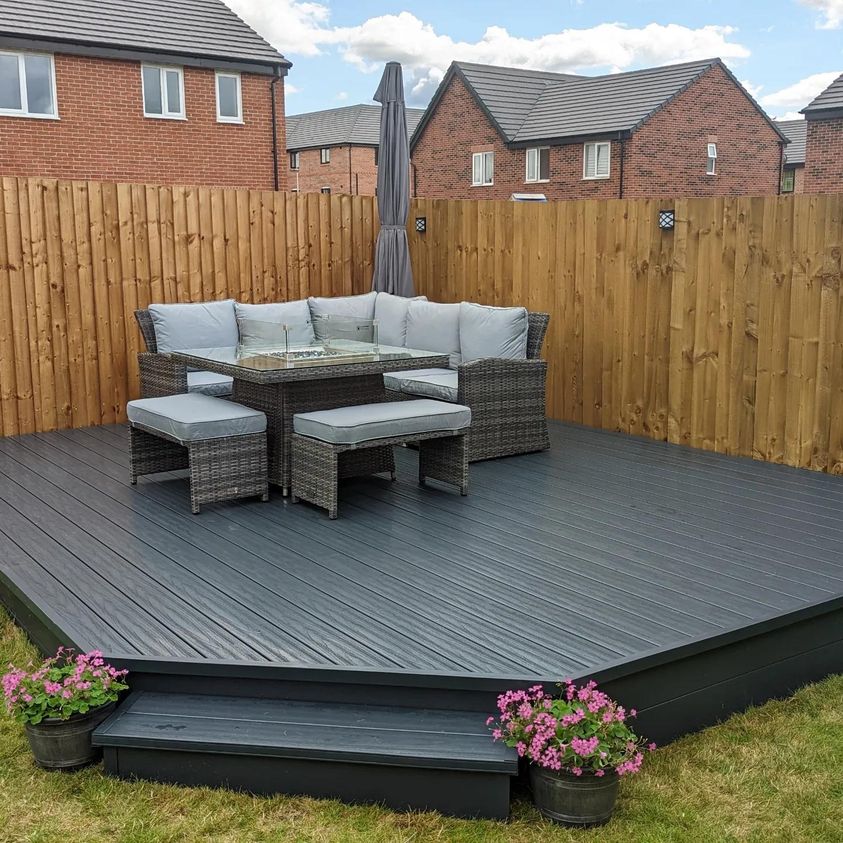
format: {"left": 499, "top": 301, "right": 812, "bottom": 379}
{"left": 0, "top": 0, "right": 287, "bottom": 66}
{"left": 802, "top": 72, "right": 843, "bottom": 115}
{"left": 286, "top": 104, "right": 425, "bottom": 150}
{"left": 777, "top": 119, "right": 807, "bottom": 164}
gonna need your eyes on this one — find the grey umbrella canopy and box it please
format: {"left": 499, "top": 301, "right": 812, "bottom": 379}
{"left": 371, "top": 62, "right": 415, "bottom": 296}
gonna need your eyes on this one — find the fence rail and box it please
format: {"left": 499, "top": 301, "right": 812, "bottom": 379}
{"left": 1, "top": 177, "right": 842, "bottom": 474}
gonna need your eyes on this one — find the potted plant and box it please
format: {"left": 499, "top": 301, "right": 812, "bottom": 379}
{"left": 488, "top": 679, "right": 654, "bottom": 826}
{"left": 2, "top": 647, "right": 128, "bottom": 770}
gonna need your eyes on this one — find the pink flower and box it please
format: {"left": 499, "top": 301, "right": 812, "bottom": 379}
{"left": 571, "top": 767, "right": 583, "bottom": 776}
{"left": 594, "top": 769, "right": 605, "bottom": 777}
{"left": 648, "top": 742, "right": 657, "bottom": 752}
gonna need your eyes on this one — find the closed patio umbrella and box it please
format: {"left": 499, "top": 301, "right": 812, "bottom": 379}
{"left": 371, "top": 62, "right": 415, "bottom": 296}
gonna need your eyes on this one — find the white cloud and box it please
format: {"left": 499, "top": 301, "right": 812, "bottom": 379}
{"left": 336, "top": 91, "right": 349, "bottom": 101}
{"left": 224, "top": 2, "right": 751, "bottom": 105}
{"left": 761, "top": 71, "right": 842, "bottom": 109}
{"left": 741, "top": 79, "right": 763, "bottom": 99}
{"left": 774, "top": 111, "right": 805, "bottom": 121}
{"left": 799, "top": 0, "right": 843, "bottom": 29}
{"left": 285, "top": 82, "right": 301, "bottom": 94}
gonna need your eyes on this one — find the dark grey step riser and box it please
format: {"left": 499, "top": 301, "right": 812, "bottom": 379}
{"left": 103, "top": 746, "right": 511, "bottom": 820}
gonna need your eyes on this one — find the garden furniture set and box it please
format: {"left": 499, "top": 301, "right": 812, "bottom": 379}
{"left": 129, "top": 292, "right": 550, "bottom": 515}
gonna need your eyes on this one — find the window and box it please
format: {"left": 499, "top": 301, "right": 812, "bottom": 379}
{"left": 320, "top": 186, "right": 331, "bottom": 194}
{"left": 526, "top": 147, "right": 550, "bottom": 182}
{"left": 215, "top": 71, "right": 242, "bottom": 123}
{"left": 374, "top": 146, "right": 379, "bottom": 166}
{"left": 289, "top": 151, "right": 300, "bottom": 170}
{"left": 583, "top": 142, "right": 610, "bottom": 179}
{"left": 0, "top": 51, "right": 57, "bottom": 118}
{"left": 471, "top": 151, "right": 494, "bottom": 186}
{"left": 706, "top": 142, "right": 717, "bottom": 175}
{"left": 781, "top": 168, "right": 795, "bottom": 193}
{"left": 320, "top": 147, "right": 331, "bottom": 164}
{"left": 142, "top": 65, "right": 184, "bottom": 119}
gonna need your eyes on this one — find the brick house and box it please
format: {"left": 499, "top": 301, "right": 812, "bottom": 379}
{"left": 801, "top": 73, "right": 843, "bottom": 193}
{"left": 0, "top": 0, "right": 291, "bottom": 189}
{"left": 411, "top": 59, "right": 787, "bottom": 200}
{"left": 778, "top": 120, "right": 806, "bottom": 193}
{"left": 286, "top": 104, "right": 424, "bottom": 195}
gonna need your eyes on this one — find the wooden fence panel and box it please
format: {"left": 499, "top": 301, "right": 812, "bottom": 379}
{"left": 1, "top": 177, "right": 842, "bottom": 476}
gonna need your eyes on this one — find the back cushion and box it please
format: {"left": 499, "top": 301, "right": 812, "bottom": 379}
{"left": 235, "top": 300, "right": 315, "bottom": 346}
{"left": 148, "top": 300, "right": 238, "bottom": 353}
{"left": 308, "top": 292, "right": 377, "bottom": 341}
{"left": 405, "top": 300, "right": 461, "bottom": 368}
{"left": 459, "top": 302, "right": 529, "bottom": 362}
{"left": 374, "top": 292, "right": 427, "bottom": 347}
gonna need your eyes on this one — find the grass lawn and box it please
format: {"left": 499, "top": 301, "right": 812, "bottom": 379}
{"left": 0, "top": 608, "right": 841, "bottom": 843}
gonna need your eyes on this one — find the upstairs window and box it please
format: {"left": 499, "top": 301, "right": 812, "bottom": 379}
{"left": 320, "top": 186, "right": 331, "bottom": 194}
{"left": 0, "top": 50, "right": 57, "bottom": 118}
{"left": 374, "top": 146, "right": 379, "bottom": 166}
{"left": 142, "top": 65, "right": 184, "bottom": 119}
{"left": 471, "top": 151, "right": 494, "bottom": 186}
{"left": 583, "top": 142, "right": 610, "bottom": 179}
{"left": 289, "top": 151, "right": 300, "bottom": 170}
{"left": 706, "top": 142, "right": 717, "bottom": 175}
{"left": 320, "top": 147, "right": 331, "bottom": 164}
{"left": 781, "top": 168, "right": 795, "bottom": 193}
{"left": 216, "top": 71, "right": 242, "bottom": 123}
{"left": 526, "top": 147, "right": 550, "bottom": 182}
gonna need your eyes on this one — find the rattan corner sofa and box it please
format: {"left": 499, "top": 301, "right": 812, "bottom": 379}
{"left": 134, "top": 292, "right": 550, "bottom": 463}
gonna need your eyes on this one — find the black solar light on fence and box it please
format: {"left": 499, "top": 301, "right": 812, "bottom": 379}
{"left": 658, "top": 210, "right": 675, "bottom": 230}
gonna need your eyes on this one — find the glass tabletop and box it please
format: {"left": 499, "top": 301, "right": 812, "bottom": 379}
{"left": 172, "top": 340, "right": 444, "bottom": 372}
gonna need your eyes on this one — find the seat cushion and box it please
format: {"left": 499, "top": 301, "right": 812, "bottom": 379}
{"left": 235, "top": 300, "right": 315, "bottom": 347}
{"left": 405, "top": 300, "right": 461, "bottom": 368}
{"left": 459, "top": 302, "right": 529, "bottom": 362}
{"left": 374, "top": 292, "right": 427, "bottom": 347}
{"left": 308, "top": 292, "right": 377, "bottom": 341}
{"left": 293, "top": 399, "right": 471, "bottom": 445}
{"left": 148, "top": 300, "right": 238, "bottom": 354}
{"left": 384, "top": 368, "right": 458, "bottom": 402}
{"left": 187, "top": 371, "right": 234, "bottom": 397}
{"left": 127, "top": 394, "right": 266, "bottom": 443}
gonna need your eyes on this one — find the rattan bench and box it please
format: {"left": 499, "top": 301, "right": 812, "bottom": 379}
{"left": 127, "top": 394, "right": 269, "bottom": 514}
{"left": 290, "top": 399, "right": 471, "bottom": 519}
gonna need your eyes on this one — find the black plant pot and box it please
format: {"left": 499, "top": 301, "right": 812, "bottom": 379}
{"left": 24, "top": 703, "right": 116, "bottom": 771}
{"left": 529, "top": 765, "right": 620, "bottom": 826}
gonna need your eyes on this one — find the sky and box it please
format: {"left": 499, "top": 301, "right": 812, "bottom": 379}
{"left": 224, "top": 0, "right": 843, "bottom": 121}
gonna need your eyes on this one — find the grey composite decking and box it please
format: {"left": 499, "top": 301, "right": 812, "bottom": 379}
{"left": 0, "top": 420, "right": 841, "bottom": 687}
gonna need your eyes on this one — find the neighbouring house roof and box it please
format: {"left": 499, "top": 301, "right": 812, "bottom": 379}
{"left": 778, "top": 119, "right": 807, "bottom": 165}
{"left": 802, "top": 72, "right": 843, "bottom": 117}
{"left": 412, "top": 57, "right": 788, "bottom": 149}
{"left": 0, "top": 0, "right": 289, "bottom": 71}
{"left": 286, "top": 104, "right": 426, "bottom": 151}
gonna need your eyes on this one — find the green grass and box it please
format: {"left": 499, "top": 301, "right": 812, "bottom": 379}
{"left": 0, "top": 608, "right": 841, "bottom": 843}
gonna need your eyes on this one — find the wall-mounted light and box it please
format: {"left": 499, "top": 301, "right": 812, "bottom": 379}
{"left": 658, "top": 210, "right": 675, "bottom": 231}
{"left": 415, "top": 216, "right": 427, "bottom": 233}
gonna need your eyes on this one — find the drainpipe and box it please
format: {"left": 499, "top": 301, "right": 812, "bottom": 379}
{"left": 270, "top": 69, "right": 281, "bottom": 191}
{"left": 618, "top": 137, "right": 625, "bottom": 198}
{"left": 777, "top": 141, "right": 785, "bottom": 195}
{"left": 348, "top": 146, "right": 353, "bottom": 194}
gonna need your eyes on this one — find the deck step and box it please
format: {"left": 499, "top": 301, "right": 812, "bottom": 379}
{"left": 93, "top": 691, "right": 517, "bottom": 818}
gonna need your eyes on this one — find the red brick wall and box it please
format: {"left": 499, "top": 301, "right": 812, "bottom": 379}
{"left": 0, "top": 53, "right": 286, "bottom": 189}
{"left": 624, "top": 63, "right": 782, "bottom": 198}
{"left": 803, "top": 117, "right": 843, "bottom": 193}
{"left": 288, "top": 144, "right": 379, "bottom": 194}
{"left": 413, "top": 65, "right": 782, "bottom": 200}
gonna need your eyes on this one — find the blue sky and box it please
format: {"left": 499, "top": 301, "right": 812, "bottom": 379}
{"left": 226, "top": 0, "right": 843, "bottom": 119}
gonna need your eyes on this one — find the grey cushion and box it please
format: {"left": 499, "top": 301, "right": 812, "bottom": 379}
{"left": 127, "top": 394, "right": 266, "bottom": 443}
{"left": 187, "top": 371, "right": 234, "bottom": 397}
{"left": 308, "top": 292, "right": 377, "bottom": 341}
{"left": 459, "top": 302, "right": 529, "bottom": 362}
{"left": 293, "top": 399, "right": 471, "bottom": 445}
{"left": 374, "top": 293, "right": 427, "bottom": 347}
{"left": 384, "top": 368, "right": 458, "bottom": 402}
{"left": 405, "top": 300, "right": 461, "bottom": 368}
{"left": 235, "top": 300, "right": 315, "bottom": 346}
{"left": 148, "top": 300, "right": 238, "bottom": 354}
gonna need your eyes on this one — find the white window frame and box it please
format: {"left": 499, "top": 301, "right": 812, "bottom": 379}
{"left": 320, "top": 147, "right": 331, "bottom": 164}
{"left": 215, "top": 70, "right": 242, "bottom": 124}
{"left": 0, "top": 50, "right": 58, "bottom": 119}
{"left": 583, "top": 142, "right": 611, "bottom": 180}
{"left": 706, "top": 142, "right": 717, "bottom": 176}
{"left": 141, "top": 64, "right": 185, "bottom": 120}
{"left": 289, "top": 151, "right": 300, "bottom": 171}
{"left": 471, "top": 151, "right": 494, "bottom": 186}
{"left": 525, "top": 146, "right": 550, "bottom": 183}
